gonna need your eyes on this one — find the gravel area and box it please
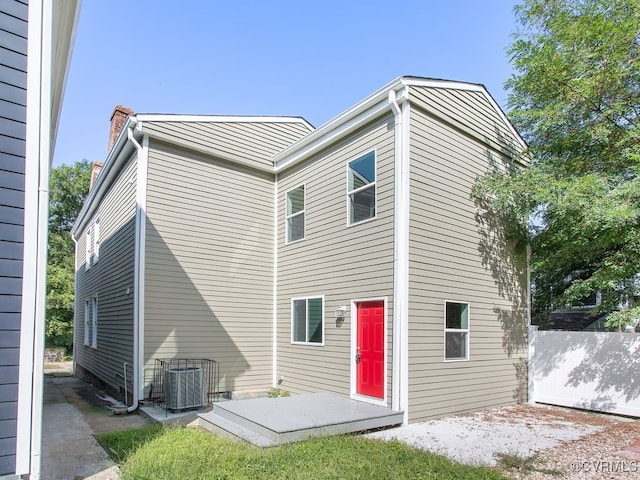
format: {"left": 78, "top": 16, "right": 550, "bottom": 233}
{"left": 366, "top": 403, "right": 640, "bottom": 479}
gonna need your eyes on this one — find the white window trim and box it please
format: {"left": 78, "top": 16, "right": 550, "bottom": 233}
{"left": 83, "top": 299, "right": 90, "bottom": 346}
{"left": 285, "top": 183, "right": 305, "bottom": 244}
{"left": 93, "top": 217, "right": 100, "bottom": 264}
{"left": 346, "top": 149, "right": 377, "bottom": 227}
{"left": 444, "top": 300, "right": 470, "bottom": 362}
{"left": 91, "top": 295, "right": 98, "bottom": 348}
{"left": 85, "top": 227, "right": 92, "bottom": 270}
{"left": 290, "top": 295, "right": 325, "bottom": 346}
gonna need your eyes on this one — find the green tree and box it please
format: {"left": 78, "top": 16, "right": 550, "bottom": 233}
{"left": 46, "top": 160, "right": 92, "bottom": 351}
{"left": 473, "top": 0, "right": 640, "bottom": 328}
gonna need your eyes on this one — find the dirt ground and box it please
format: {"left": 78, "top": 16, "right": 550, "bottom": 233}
{"left": 44, "top": 364, "right": 151, "bottom": 435}
{"left": 369, "top": 403, "right": 640, "bottom": 479}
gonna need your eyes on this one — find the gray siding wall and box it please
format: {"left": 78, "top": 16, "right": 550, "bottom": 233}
{"left": 407, "top": 92, "right": 528, "bottom": 422}
{"left": 143, "top": 140, "right": 274, "bottom": 394}
{"left": 0, "top": 0, "right": 27, "bottom": 474}
{"left": 276, "top": 114, "right": 396, "bottom": 402}
{"left": 142, "top": 120, "right": 311, "bottom": 168}
{"left": 74, "top": 156, "right": 137, "bottom": 394}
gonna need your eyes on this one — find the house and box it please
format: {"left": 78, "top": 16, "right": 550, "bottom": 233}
{"left": 72, "top": 76, "right": 529, "bottom": 425}
{"left": 0, "top": 0, "right": 81, "bottom": 477}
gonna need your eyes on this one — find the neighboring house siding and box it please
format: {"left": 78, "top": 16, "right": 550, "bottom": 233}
{"left": 276, "top": 115, "right": 396, "bottom": 401}
{"left": 141, "top": 120, "right": 312, "bottom": 168}
{"left": 407, "top": 97, "right": 528, "bottom": 422}
{"left": 143, "top": 139, "right": 274, "bottom": 394}
{"left": 0, "top": 0, "right": 27, "bottom": 474}
{"left": 75, "top": 156, "right": 137, "bottom": 394}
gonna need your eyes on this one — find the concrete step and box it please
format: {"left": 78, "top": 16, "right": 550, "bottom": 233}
{"left": 196, "top": 412, "right": 278, "bottom": 448}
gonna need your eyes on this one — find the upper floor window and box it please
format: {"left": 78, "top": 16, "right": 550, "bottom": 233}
{"left": 85, "top": 227, "right": 92, "bottom": 270}
{"left": 347, "top": 151, "right": 376, "bottom": 225}
{"left": 93, "top": 217, "right": 101, "bottom": 263}
{"left": 286, "top": 185, "right": 305, "bottom": 243}
{"left": 85, "top": 218, "right": 100, "bottom": 269}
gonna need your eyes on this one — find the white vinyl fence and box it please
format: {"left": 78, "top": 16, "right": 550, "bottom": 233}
{"left": 529, "top": 327, "right": 640, "bottom": 417}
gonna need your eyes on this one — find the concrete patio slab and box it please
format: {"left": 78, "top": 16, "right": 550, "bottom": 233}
{"left": 198, "top": 393, "right": 403, "bottom": 446}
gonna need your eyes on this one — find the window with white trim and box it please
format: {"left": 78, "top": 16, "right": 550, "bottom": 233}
{"left": 445, "top": 301, "right": 469, "bottom": 360}
{"left": 291, "top": 297, "right": 324, "bottom": 345}
{"left": 286, "top": 185, "right": 305, "bottom": 243}
{"left": 93, "top": 218, "right": 100, "bottom": 263}
{"left": 91, "top": 296, "right": 98, "bottom": 348}
{"left": 85, "top": 227, "right": 92, "bottom": 270}
{"left": 347, "top": 151, "right": 376, "bottom": 225}
{"left": 84, "top": 299, "right": 91, "bottom": 346}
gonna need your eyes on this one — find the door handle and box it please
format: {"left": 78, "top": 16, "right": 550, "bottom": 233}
{"left": 355, "top": 353, "right": 361, "bottom": 364}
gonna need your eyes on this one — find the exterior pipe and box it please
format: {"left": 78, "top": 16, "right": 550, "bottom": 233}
{"left": 389, "top": 87, "right": 410, "bottom": 424}
{"left": 127, "top": 125, "right": 143, "bottom": 413}
{"left": 123, "top": 362, "right": 128, "bottom": 406}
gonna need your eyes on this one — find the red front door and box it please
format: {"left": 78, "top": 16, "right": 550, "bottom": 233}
{"left": 356, "top": 300, "right": 384, "bottom": 398}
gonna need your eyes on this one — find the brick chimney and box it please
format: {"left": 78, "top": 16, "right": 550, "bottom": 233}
{"left": 89, "top": 161, "right": 104, "bottom": 190}
{"left": 108, "top": 105, "right": 134, "bottom": 152}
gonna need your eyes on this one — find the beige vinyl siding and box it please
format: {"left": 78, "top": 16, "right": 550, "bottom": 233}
{"left": 410, "top": 85, "right": 525, "bottom": 160}
{"left": 141, "top": 120, "right": 311, "bottom": 168}
{"left": 276, "top": 114, "right": 395, "bottom": 402}
{"left": 74, "top": 156, "right": 137, "bottom": 393}
{"left": 143, "top": 139, "right": 274, "bottom": 395}
{"left": 407, "top": 104, "right": 528, "bottom": 422}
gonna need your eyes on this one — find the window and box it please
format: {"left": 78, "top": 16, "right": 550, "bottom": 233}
{"left": 91, "top": 296, "right": 98, "bottom": 348}
{"left": 445, "top": 301, "right": 469, "bottom": 360}
{"left": 347, "top": 151, "right": 376, "bottom": 225}
{"left": 93, "top": 218, "right": 100, "bottom": 263}
{"left": 84, "top": 299, "right": 91, "bottom": 345}
{"left": 85, "top": 227, "right": 92, "bottom": 270}
{"left": 84, "top": 296, "right": 98, "bottom": 348}
{"left": 85, "top": 218, "right": 100, "bottom": 268}
{"left": 291, "top": 297, "right": 324, "bottom": 345}
{"left": 286, "top": 185, "right": 305, "bottom": 243}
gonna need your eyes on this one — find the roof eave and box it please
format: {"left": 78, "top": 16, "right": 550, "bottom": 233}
{"left": 273, "top": 76, "right": 407, "bottom": 172}
{"left": 72, "top": 116, "right": 138, "bottom": 236}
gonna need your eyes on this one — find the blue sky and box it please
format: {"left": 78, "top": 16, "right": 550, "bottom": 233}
{"left": 53, "top": 0, "right": 520, "bottom": 167}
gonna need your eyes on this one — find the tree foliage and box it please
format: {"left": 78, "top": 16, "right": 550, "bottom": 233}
{"left": 46, "top": 160, "right": 92, "bottom": 351}
{"left": 474, "top": 0, "right": 640, "bottom": 327}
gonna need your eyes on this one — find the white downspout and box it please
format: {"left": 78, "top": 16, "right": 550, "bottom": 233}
{"left": 272, "top": 172, "right": 278, "bottom": 387}
{"left": 128, "top": 124, "right": 143, "bottom": 412}
{"left": 389, "top": 88, "right": 410, "bottom": 424}
{"left": 71, "top": 234, "right": 78, "bottom": 374}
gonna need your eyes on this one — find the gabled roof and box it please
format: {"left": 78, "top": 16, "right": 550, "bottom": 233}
{"left": 272, "top": 76, "right": 527, "bottom": 172}
{"left": 73, "top": 76, "right": 527, "bottom": 236}
{"left": 73, "top": 115, "right": 312, "bottom": 235}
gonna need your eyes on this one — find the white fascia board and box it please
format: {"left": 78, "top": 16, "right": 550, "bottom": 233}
{"left": 272, "top": 77, "right": 406, "bottom": 171}
{"left": 49, "top": 0, "right": 81, "bottom": 157}
{"left": 72, "top": 117, "right": 138, "bottom": 236}
{"left": 273, "top": 78, "right": 404, "bottom": 172}
{"left": 135, "top": 114, "right": 313, "bottom": 129}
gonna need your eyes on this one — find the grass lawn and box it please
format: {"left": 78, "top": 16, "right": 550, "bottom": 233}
{"left": 97, "top": 425, "right": 509, "bottom": 480}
